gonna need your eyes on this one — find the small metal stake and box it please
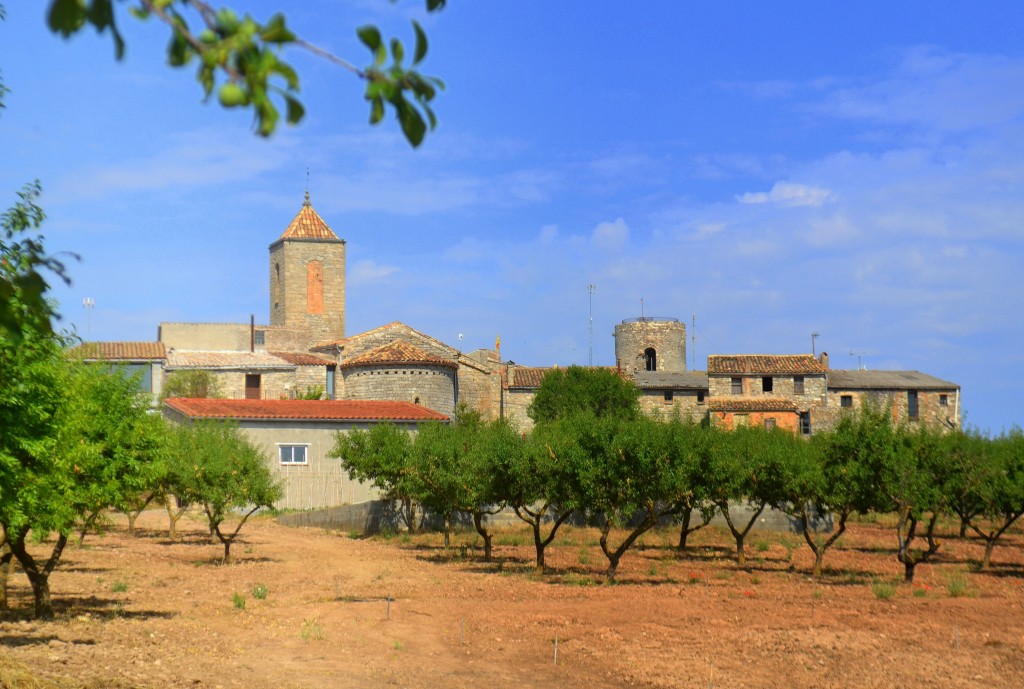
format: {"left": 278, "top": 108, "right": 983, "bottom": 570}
{"left": 460, "top": 618, "right": 465, "bottom": 644}
{"left": 386, "top": 594, "right": 391, "bottom": 621}
{"left": 553, "top": 637, "right": 558, "bottom": 666}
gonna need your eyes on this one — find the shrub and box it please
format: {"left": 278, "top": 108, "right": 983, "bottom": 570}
{"left": 871, "top": 581, "right": 897, "bottom": 600}
{"left": 252, "top": 584, "right": 269, "bottom": 600}
{"left": 232, "top": 592, "right": 246, "bottom": 610}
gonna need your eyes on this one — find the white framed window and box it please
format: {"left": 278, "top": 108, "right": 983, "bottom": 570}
{"left": 278, "top": 444, "right": 310, "bottom": 465}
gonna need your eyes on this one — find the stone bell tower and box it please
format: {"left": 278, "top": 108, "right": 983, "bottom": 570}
{"left": 268, "top": 191, "right": 346, "bottom": 342}
{"left": 614, "top": 316, "right": 687, "bottom": 375}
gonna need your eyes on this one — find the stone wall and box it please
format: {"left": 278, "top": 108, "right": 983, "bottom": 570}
{"left": 710, "top": 409, "right": 801, "bottom": 433}
{"left": 457, "top": 358, "right": 501, "bottom": 419}
{"left": 342, "top": 364, "right": 456, "bottom": 417}
{"left": 708, "top": 373, "right": 827, "bottom": 406}
{"left": 501, "top": 388, "right": 537, "bottom": 433}
{"left": 638, "top": 389, "right": 708, "bottom": 422}
{"left": 815, "top": 389, "right": 960, "bottom": 432}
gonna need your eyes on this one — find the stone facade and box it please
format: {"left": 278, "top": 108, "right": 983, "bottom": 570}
{"left": 342, "top": 365, "right": 457, "bottom": 417}
{"left": 268, "top": 237, "right": 345, "bottom": 346}
{"left": 614, "top": 317, "right": 687, "bottom": 374}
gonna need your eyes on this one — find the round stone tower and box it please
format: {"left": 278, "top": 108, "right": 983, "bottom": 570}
{"left": 614, "top": 317, "right": 687, "bottom": 375}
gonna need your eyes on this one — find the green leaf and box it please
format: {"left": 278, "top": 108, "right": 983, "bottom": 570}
{"left": 47, "top": 0, "right": 86, "bottom": 38}
{"left": 369, "top": 95, "right": 384, "bottom": 124}
{"left": 356, "top": 25, "right": 382, "bottom": 52}
{"left": 397, "top": 100, "right": 426, "bottom": 147}
{"left": 391, "top": 38, "right": 404, "bottom": 65}
{"left": 412, "top": 21, "right": 428, "bottom": 65}
{"left": 283, "top": 94, "right": 305, "bottom": 125}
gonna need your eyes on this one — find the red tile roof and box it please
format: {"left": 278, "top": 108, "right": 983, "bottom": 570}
{"left": 708, "top": 398, "right": 799, "bottom": 412}
{"left": 68, "top": 341, "right": 167, "bottom": 360}
{"left": 708, "top": 355, "right": 826, "bottom": 375}
{"left": 163, "top": 398, "right": 448, "bottom": 422}
{"left": 269, "top": 351, "right": 334, "bottom": 366}
{"left": 340, "top": 340, "right": 458, "bottom": 369}
{"left": 276, "top": 193, "right": 341, "bottom": 241}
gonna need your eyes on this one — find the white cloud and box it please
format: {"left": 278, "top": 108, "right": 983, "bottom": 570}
{"left": 591, "top": 218, "right": 630, "bottom": 250}
{"left": 349, "top": 259, "right": 399, "bottom": 285}
{"left": 738, "top": 181, "right": 836, "bottom": 207}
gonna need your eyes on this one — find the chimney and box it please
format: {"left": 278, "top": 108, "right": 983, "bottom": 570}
{"left": 818, "top": 351, "right": 829, "bottom": 369}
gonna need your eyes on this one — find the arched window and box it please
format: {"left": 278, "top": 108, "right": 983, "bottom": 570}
{"left": 306, "top": 260, "right": 324, "bottom": 314}
{"left": 644, "top": 347, "right": 657, "bottom": 371}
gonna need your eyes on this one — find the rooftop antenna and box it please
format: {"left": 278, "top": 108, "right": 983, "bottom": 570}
{"left": 691, "top": 313, "right": 696, "bottom": 370}
{"left": 304, "top": 167, "right": 310, "bottom": 205}
{"left": 849, "top": 350, "right": 866, "bottom": 370}
{"left": 82, "top": 297, "right": 95, "bottom": 339}
{"left": 640, "top": 296, "right": 645, "bottom": 319}
{"left": 587, "top": 284, "right": 595, "bottom": 366}
{"left": 811, "top": 331, "right": 820, "bottom": 356}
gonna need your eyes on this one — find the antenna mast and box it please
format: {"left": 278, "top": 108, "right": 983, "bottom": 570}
{"left": 587, "top": 284, "right": 595, "bottom": 366}
{"left": 691, "top": 313, "right": 696, "bottom": 370}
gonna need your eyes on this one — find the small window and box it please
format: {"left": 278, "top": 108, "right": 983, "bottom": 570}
{"left": 279, "top": 445, "right": 308, "bottom": 465}
{"left": 799, "top": 411, "right": 811, "bottom": 436}
{"left": 939, "top": 394, "right": 948, "bottom": 407}
{"left": 908, "top": 390, "right": 919, "bottom": 419}
{"left": 762, "top": 376, "right": 773, "bottom": 393}
{"left": 254, "top": 330, "right": 265, "bottom": 346}
{"left": 731, "top": 377, "right": 742, "bottom": 395}
{"left": 793, "top": 375, "right": 804, "bottom": 395}
{"left": 326, "top": 365, "right": 336, "bottom": 400}
{"left": 841, "top": 395, "right": 853, "bottom": 408}
{"left": 764, "top": 418, "right": 777, "bottom": 430}
{"left": 663, "top": 390, "right": 674, "bottom": 403}
{"left": 697, "top": 391, "right": 706, "bottom": 405}
{"left": 644, "top": 347, "right": 657, "bottom": 372}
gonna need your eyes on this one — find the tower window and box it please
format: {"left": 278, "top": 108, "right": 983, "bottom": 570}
{"left": 793, "top": 375, "right": 804, "bottom": 394}
{"left": 663, "top": 390, "right": 673, "bottom": 403}
{"left": 762, "top": 376, "right": 773, "bottom": 393}
{"left": 306, "top": 260, "right": 324, "bottom": 315}
{"left": 908, "top": 390, "right": 919, "bottom": 419}
{"left": 644, "top": 347, "right": 657, "bottom": 371}
{"left": 731, "top": 377, "right": 742, "bottom": 395}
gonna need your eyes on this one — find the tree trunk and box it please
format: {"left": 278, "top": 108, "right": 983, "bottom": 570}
{"left": 604, "top": 555, "right": 621, "bottom": 582}
{"left": 9, "top": 533, "right": 68, "bottom": 619}
{"left": 903, "top": 560, "right": 917, "bottom": 583}
{"left": 166, "top": 496, "right": 186, "bottom": 540}
{"left": 718, "top": 501, "right": 764, "bottom": 568}
{"left": 533, "top": 521, "right": 546, "bottom": 571}
{"left": 472, "top": 512, "right": 492, "bottom": 562}
{"left": 0, "top": 545, "right": 12, "bottom": 610}
{"left": 77, "top": 511, "right": 100, "bottom": 546}
{"left": 981, "top": 539, "right": 995, "bottom": 570}
{"left": 126, "top": 512, "right": 138, "bottom": 537}
{"left": 678, "top": 509, "right": 692, "bottom": 551}
{"left": 812, "top": 551, "right": 824, "bottom": 578}
{"left": 223, "top": 539, "right": 232, "bottom": 563}
{"left": 514, "top": 503, "right": 572, "bottom": 573}
{"left": 958, "top": 517, "right": 968, "bottom": 539}
{"left": 443, "top": 515, "right": 451, "bottom": 549}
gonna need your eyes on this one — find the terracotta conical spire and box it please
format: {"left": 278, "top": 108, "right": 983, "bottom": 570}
{"left": 277, "top": 191, "right": 340, "bottom": 241}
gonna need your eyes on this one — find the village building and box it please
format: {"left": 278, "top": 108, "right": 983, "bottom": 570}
{"left": 74, "top": 194, "right": 962, "bottom": 510}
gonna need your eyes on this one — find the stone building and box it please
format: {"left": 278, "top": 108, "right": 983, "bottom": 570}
{"left": 75, "top": 195, "right": 963, "bottom": 512}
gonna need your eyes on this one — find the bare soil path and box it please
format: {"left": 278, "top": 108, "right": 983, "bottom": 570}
{"left": 2, "top": 511, "right": 1023, "bottom": 688}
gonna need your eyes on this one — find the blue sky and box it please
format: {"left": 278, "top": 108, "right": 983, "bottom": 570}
{"left": 2, "top": 2, "right": 1022, "bottom": 433}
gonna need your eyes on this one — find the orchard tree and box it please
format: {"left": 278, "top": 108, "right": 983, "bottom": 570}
{"left": 543, "top": 413, "right": 678, "bottom": 582}
{"left": 663, "top": 417, "right": 717, "bottom": 552}
{"left": 499, "top": 425, "right": 575, "bottom": 572}
{"left": 332, "top": 422, "right": 421, "bottom": 532}
{"left": 527, "top": 365, "right": 640, "bottom": 425}
{"left": 959, "top": 429, "right": 1024, "bottom": 569}
{"left": 168, "top": 421, "right": 282, "bottom": 562}
{"left": 785, "top": 409, "right": 880, "bottom": 578}
{"left": 702, "top": 424, "right": 793, "bottom": 567}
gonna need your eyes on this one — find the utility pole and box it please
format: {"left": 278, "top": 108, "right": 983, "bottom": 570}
{"left": 587, "top": 284, "right": 595, "bottom": 366}
{"left": 811, "top": 331, "right": 820, "bottom": 357}
{"left": 83, "top": 297, "right": 95, "bottom": 339}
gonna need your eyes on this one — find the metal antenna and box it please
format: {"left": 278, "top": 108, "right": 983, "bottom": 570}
{"left": 811, "top": 331, "right": 820, "bottom": 356}
{"left": 691, "top": 313, "right": 696, "bottom": 371}
{"left": 587, "top": 284, "right": 595, "bottom": 366}
{"left": 82, "top": 297, "right": 95, "bottom": 339}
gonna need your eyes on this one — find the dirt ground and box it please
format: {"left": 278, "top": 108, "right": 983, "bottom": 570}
{"left": 1, "top": 510, "right": 1023, "bottom": 689}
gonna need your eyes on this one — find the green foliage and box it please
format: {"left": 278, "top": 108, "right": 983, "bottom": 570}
{"left": 160, "top": 369, "right": 222, "bottom": 401}
{"left": 300, "top": 617, "right": 324, "bottom": 641}
{"left": 527, "top": 366, "right": 640, "bottom": 424}
{"left": 945, "top": 571, "right": 970, "bottom": 598}
{"left": 297, "top": 385, "right": 324, "bottom": 400}
{"left": 111, "top": 579, "right": 128, "bottom": 593}
{"left": 251, "top": 583, "right": 268, "bottom": 600}
{"left": 0, "top": 182, "right": 73, "bottom": 341}
{"left": 45, "top": 0, "right": 445, "bottom": 144}
{"left": 167, "top": 421, "right": 282, "bottom": 561}
{"left": 331, "top": 421, "right": 419, "bottom": 530}
{"left": 232, "top": 591, "right": 246, "bottom": 610}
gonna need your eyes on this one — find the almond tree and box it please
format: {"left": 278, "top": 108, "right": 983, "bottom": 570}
{"left": 168, "top": 421, "right": 282, "bottom": 562}
{"left": 959, "top": 429, "right": 1024, "bottom": 569}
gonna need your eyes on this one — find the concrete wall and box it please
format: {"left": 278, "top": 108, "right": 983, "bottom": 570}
{"left": 160, "top": 322, "right": 252, "bottom": 351}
